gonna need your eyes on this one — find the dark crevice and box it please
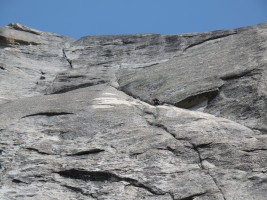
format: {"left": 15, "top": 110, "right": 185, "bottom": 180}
{"left": 136, "top": 63, "right": 160, "bottom": 69}
{"left": 49, "top": 81, "right": 107, "bottom": 94}
{"left": 57, "top": 169, "right": 115, "bottom": 182}
{"left": 175, "top": 90, "right": 219, "bottom": 109}
{"left": 62, "top": 49, "right": 73, "bottom": 69}
{"left": 25, "top": 147, "right": 51, "bottom": 155}
{"left": 184, "top": 32, "right": 237, "bottom": 51}
{"left": 252, "top": 128, "right": 267, "bottom": 134}
{"left": 65, "top": 75, "right": 87, "bottom": 79}
{"left": 22, "top": 112, "right": 73, "bottom": 118}
{"left": 130, "top": 152, "right": 144, "bottom": 157}
{"left": 57, "top": 169, "right": 161, "bottom": 195}
{"left": 166, "top": 146, "right": 176, "bottom": 153}
{"left": 12, "top": 179, "right": 28, "bottom": 184}
{"left": 241, "top": 148, "right": 267, "bottom": 153}
{"left": 191, "top": 144, "right": 204, "bottom": 169}
{"left": 67, "top": 149, "right": 104, "bottom": 156}
{"left": 188, "top": 142, "right": 213, "bottom": 169}
{"left": 168, "top": 193, "right": 175, "bottom": 200}
{"left": 62, "top": 185, "right": 98, "bottom": 199}
{"left": 0, "top": 66, "right": 6, "bottom": 70}
{"left": 178, "top": 192, "right": 206, "bottom": 200}
{"left": 195, "top": 143, "right": 213, "bottom": 149}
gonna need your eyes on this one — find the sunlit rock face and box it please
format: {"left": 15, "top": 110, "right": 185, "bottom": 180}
{"left": 0, "top": 22, "right": 267, "bottom": 200}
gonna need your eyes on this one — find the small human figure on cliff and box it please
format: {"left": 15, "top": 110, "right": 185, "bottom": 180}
{"left": 152, "top": 98, "right": 160, "bottom": 105}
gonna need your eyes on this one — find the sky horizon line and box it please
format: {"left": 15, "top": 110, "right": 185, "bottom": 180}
{"left": 1, "top": 0, "right": 267, "bottom": 39}
{"left": 3, "top": 20, "right": 267, "bottom": 40}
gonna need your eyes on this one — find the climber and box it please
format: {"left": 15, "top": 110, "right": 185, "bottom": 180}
{"left": 152, "top": 98, "right": 160, "bottom": 105}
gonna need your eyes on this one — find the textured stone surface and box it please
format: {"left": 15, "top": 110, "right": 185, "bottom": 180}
{"left": 0, "top": 23, "right": 74, "bottom": 104}
{"left": 0, "top": 22, "right": 266, "bottom": 200}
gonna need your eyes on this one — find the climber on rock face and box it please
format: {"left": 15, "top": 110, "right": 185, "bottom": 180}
{"left": 152, "top": 98, "right": 160, "bottom": 105}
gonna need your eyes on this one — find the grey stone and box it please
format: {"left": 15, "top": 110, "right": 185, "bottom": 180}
{"left": 0, "top": 22, "right": 266, "bottom": 200}
{"left": 0, "top": 23, "right": 74, "bottom": 104}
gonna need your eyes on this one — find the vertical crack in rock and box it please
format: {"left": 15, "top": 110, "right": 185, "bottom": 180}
{"left": 62, "top": 48, "right": 73, "bottom": 69}
{"left": 191, "top": 144, "right": 205, "bottom": 169}
{"left": 187, "top": 143, "right": 211, "bottom": 170}
{"left": 207, "top": 170, "right": 227, "bottom": 200}
{"left": 188, "top": 142, "right": 228, "bottom": 199}
{"left": 169, "top": 193, "right": 175, "bottom": 200}
{"left": 143, "top": 107, "right": 206, "bottom": 169}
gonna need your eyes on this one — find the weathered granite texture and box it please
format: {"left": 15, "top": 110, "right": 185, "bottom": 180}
{"left": 0, "top": 22, "right": 266, "bottom": 200}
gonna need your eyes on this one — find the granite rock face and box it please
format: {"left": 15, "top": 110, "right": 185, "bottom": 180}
{"left": 0, "top": 23, "right": 266, "bottom": 200}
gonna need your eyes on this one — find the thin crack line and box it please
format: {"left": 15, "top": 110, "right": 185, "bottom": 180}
{"left": 207, "top": 170, "right": 227, "bottom": 200}
{"left": 184, "top": 32, "right": 237, "bottom": 51}
{"left": 191, "top": 144, "right": 204, "bottom": 169}
{"left": 143, "top": 107, "right": 205, "bottom": 170}
{"left": 62, "top": 48, "right": 73, "bottom": 69}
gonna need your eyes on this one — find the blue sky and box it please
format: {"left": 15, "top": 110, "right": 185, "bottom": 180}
{"left": 1, "top": 0, "right": 267, "bottom": 39}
